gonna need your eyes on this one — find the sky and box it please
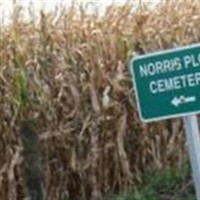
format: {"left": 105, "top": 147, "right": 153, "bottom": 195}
{"left": 0, "top": 0, "right": 162, "bottom": 25}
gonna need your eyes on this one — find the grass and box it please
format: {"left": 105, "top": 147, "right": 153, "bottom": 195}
{"left": 105, "top": 163, "right": 195, "bottom": 200}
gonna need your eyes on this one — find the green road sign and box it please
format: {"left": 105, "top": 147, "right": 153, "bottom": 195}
{"left": 130, "top": 43, "right": 200, "bottom": 122}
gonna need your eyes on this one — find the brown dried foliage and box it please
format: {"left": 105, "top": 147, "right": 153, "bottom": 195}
{"left": 0, "top": 0, "right": 200, "bottom": 199}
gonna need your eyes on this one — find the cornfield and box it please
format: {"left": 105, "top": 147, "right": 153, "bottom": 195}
{"left": 0, "top": 0, "right": 200, "bottom": 199}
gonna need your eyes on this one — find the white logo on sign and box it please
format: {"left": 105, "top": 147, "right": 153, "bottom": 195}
{"left": 171, "top": 95, "right": 196, "bottom": 107}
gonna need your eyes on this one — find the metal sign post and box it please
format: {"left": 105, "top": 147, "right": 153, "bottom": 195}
{"left": 129, "top": 43, "right": 200, "bottom": 200}
{"left": 183, "top": 115, "right": 200, "bottom": 200}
